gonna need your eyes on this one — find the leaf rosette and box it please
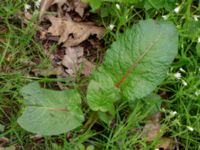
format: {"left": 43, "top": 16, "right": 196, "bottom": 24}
{"left": 87, "top": 19, "right": 178, "bottom": 112}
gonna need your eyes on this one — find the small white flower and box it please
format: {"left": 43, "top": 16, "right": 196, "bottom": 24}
{"left": 162, "top": 15, "right": 169, "bottom": 20}
{"left": 187, "top": 126, "right": 194, "bottom": 132}
{"left": 198, "top": 37, "right": 200, "bottom": 43}
{"left": 35, "top": 0, "right": 41, "bottom": 8}
{"left": 195, "top": 90, "right": 200, "bottom": 96}
{"left": 182, "top": 80, "right": 187, "bottom": 86}
{"left": 155, "top": 149, "right": 159, "bottom": 150}
{"left": 174, "top": 72, "right": 182, "bottom": 80}
{"left": 179, "top": 67, "right": 185, "bottom": 73}
{"left": 24, "top": 4, "right": 31, "bottom": 12}
{"left": 193, "top": 15, "right": 199, "bottom": 21}
{"left": 108, "top": 24, "right": 115, "bottom": 30}
{"left": 170, "top": 111, "right": 177, "bottom": 117}
{"left": 174, "top": 6, "right": 181, "bottom": 13}
{"left": 116, "top": 4, "right": 120, "bottom": 10}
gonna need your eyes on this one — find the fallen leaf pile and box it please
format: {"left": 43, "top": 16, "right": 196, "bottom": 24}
{"left": 28, "top": 0, "right": 104, "bottom": 79}
{"left": 47, "top": 16, "right": 104, "bottom": 47}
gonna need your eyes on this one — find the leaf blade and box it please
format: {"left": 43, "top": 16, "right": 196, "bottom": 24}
{"left": 18, "top": 82, "right": 84, "bottom": 135}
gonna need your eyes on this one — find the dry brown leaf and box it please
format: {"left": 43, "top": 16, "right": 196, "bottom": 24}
{"left": 40, "top": 0, "right": 88, "bottom": 19}
{"left": 142, "top": 112, "right": 163, "bottom": 142}
{"left": 0, "top": 26, "right": 7, "bottom": 43}
{"left": 47, "top": 16, "right": 104, "bottom": 47}
{"left": 82, "top": 58, "right": 95, "bottom": 76}
{"left": 47, "top": 16, "right": 64, "bottom": 36}
{"left": 62, "top": 46, "right": 95, "bottom": 76}
{"left": 142, "top": 122, "right": 161, "bottom": 142}
{"left": 39, "top": 30, "right": 48, "bottom": 39}
{"left": 24, "top": 12, "right": 33, "bottom": 21}
{"left": 149, "top": 112, "right": 162, "bottom": 122}
{"left": 39, "top": 0, "right": 54, "bottom": 19}
{"left": 30, "top": 134, "right": 43, "bottom": 142}
{"left": 0, "top": 38, "right": 6, "bottom": 43}
{"left": 0, "top": 137, "right": 9, "bottom": 147}
{"left": 62, "top": 46, "right": 83, "bottom": 75}
{"left": 74, "top": 0, "right": 88, "bottom": 17}
{"left": 39, "top": 0, "right": 66, "bottom": 19}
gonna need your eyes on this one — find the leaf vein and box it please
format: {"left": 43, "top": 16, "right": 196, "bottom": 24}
{"left": 115, "top": 31, "right": 162, "bottom": 88}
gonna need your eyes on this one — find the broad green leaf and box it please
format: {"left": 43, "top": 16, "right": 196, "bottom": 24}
{"left": 87, "top": 19, "right": 178, "bottom": 111}
{"left": 18, "top": 82, "right": 84, "bottom": 135}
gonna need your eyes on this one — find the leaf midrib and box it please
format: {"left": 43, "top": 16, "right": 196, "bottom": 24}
{"left": 115, "top": 31, "right": 162, "bottom": 88}
{"left": 28, "top": 105, "right": 69, "bottom": 112}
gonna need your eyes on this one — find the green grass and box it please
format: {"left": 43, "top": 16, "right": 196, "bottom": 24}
{"left": 0, "top": 0, "right": 200, "bottom": 149}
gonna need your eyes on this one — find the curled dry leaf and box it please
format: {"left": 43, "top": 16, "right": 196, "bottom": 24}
{"left": 47, "top": 16, "right": 104, "bottom": 47}
{"left": 62, "top": 46, "right": 95, "bottom": 76}
{"left": 39, "top": 0, "right": 88, "bottom": 19}
{"left": 39, "top": 0, "right": 54, "bottom": 19}
{"left": 74, "top": 0, "right": 88, "bottom": 17}
{"left": 39, "top": 0, "right": 66, "bottom": 19}
{"left": 62, "top": 46, "right": 83, "bottom": 75}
